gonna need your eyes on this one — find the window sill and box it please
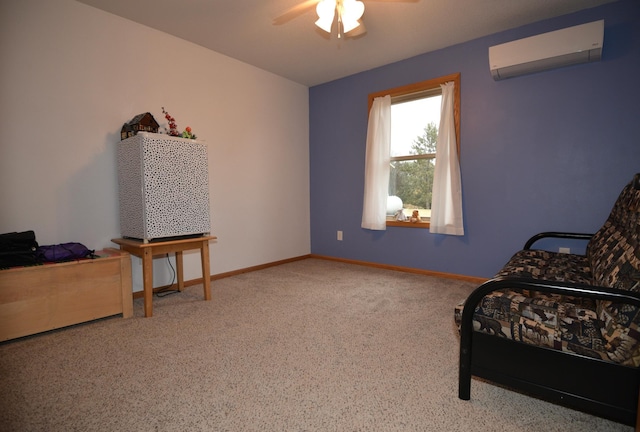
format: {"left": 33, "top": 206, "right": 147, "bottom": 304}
{"left": 386, "top": 220, "right": 430, "bottom": 229}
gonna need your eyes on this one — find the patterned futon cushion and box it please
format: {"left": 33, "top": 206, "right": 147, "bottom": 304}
{"left": 454, "top": 285, "right": 640, "bottom": 366}
{"left": 588, "top": 181, "right": 640, "bottom": 291}
{"left": 598, "top": 301, "right": 640, "bottom": 365}
{"left": 587, "top": 180, "right": 640, "bottom": 366}
{"left": 496, "top": 249, "right": 592, "bottom": 285}
{"left": 454, "top": 288, "right": 608, "bottom": 361}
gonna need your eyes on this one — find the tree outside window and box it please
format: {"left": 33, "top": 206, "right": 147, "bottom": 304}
{"left": 391, "top": 121, "right": 439, "bottom": 220}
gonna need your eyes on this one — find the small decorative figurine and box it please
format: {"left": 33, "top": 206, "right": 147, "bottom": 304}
{"left": 410, "top": 210, "right": 421, "bottom": 223}
{"left": 120, "top": 112, "right": 159, "bottom": 140}
{"left": 182, "top": 126, "right": 195, "bottom": 139}
{"left": 394, "top": 209, "right": 407, "bottom": 221}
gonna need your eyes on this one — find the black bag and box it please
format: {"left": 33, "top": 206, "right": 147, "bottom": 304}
{"left": 0, "top": 230, "right": 40, "bottom": 268}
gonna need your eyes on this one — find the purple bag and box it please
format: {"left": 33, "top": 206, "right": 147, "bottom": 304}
{"left": 36, "top": 243, "right": 95, "bottom": 263}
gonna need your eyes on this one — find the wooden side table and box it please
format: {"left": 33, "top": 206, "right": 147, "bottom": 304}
{"left": 111, "top": 236, "right": 216, "bottom": 317}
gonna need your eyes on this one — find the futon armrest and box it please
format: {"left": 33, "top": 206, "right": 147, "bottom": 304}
{"left": 523, "top": 232, "right": 594, "bottom": 251}
{"left": 458, "top": 276, "right": 640, "bottom": 400}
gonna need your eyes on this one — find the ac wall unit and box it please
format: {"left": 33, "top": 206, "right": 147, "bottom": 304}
{"left": 489, "top": 20, "right": 604, "bottom": 80}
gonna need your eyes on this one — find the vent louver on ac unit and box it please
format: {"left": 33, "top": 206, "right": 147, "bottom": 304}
{"left": 489, "top": 20, "right": 604, "bottom": 80}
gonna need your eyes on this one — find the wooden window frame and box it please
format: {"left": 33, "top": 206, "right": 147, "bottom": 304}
{"left": 368, "top": 73, "right": 461, "bottom": 228}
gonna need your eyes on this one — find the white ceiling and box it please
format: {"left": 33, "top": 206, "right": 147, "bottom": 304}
{"left": 75, "top": 0, "right": 616, "bottom": 87}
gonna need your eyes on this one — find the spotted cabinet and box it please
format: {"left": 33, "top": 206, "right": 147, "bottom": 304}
{"left": 117, "top": 132, "right": 210, "bottom": 242}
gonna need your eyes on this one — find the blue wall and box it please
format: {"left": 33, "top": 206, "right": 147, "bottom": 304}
{"left": 309, "top": 0, "right": 640, "bottom": 278}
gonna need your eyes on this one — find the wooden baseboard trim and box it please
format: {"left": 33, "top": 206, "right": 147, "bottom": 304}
{"left": 132, "top": 253, "right": 485, "bottom": 298}
{"left": 132, "top": 255, "right": 312, "bottom": 299}
{"left": 309, "top": 254, "right": 488, "bottom": 284}
{"left": 210, "top": 255, "right": 312, "bottom": 280}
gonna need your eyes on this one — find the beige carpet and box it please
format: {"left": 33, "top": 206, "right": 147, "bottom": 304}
{"left": 0, "top": 258, "right": 632, "bottom": 431}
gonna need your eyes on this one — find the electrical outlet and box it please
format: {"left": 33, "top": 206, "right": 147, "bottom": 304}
{"left": 337, "top": 230, "right": 343, "bottom": 241}
{"left": 559, "top": 247, "right": 570, "bottom": 254}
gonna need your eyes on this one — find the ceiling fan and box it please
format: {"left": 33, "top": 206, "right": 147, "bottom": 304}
{"left": 273, "top": 0, "right": 420, "bottom": 39}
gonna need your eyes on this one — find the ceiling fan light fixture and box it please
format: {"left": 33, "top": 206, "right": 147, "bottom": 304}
{"left": 315, "top": 0, "right": 364, "bottom": 36}
{"left": 341, "top": 17, "right": 360, "bottom": 34}
{"left": 315, "top": 0, "right": 337, "bottom": 33}
{"left": 341, "top": 0, "right": 365, "bottom": 33}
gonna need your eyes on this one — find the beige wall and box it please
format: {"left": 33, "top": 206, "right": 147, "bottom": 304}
{"left": 0, "top": 0, "right": 310, "bottom": 291}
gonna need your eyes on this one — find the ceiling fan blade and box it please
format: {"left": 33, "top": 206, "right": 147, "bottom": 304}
{"left": 273, "top": 0, "right": 321, "bottom": 25}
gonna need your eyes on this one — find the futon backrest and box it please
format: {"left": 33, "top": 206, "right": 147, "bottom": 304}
{"left": 587, "top": 173, "right": 640, "bottom": 291}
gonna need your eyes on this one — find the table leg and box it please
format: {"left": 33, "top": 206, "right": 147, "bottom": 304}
{"left": 176, "top": 251, "right": 185, "bottom": 292}
{"left": 120, "top": 253, "right": 134, "bottom": 318}
{"left": 142, "top": 248, "right": 154, "bottom": 317}
{"left": 201, "top": 240, "right": 212, "bottom": 301}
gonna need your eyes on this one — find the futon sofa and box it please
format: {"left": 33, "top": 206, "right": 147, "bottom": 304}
{"left": 455, "top": 173, "right": 640, "bottom": 427}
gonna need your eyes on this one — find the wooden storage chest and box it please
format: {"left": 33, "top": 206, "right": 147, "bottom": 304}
{"left": 0, "top": 248, "right": 133, "bottom": 342}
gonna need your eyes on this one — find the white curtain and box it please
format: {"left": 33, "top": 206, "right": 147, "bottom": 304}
{"left": 361, "top": 95, "right": 391, "bottom": 230}
{"left": 430, "top": 82, "right": 464, "bottom": 235}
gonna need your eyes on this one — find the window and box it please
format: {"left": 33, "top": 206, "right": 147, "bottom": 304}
{"left": 390, "top": 93, "right": 440, "bottom": 221}
{"left": 367, "top": 73, "right": 460, "bottom": 228}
